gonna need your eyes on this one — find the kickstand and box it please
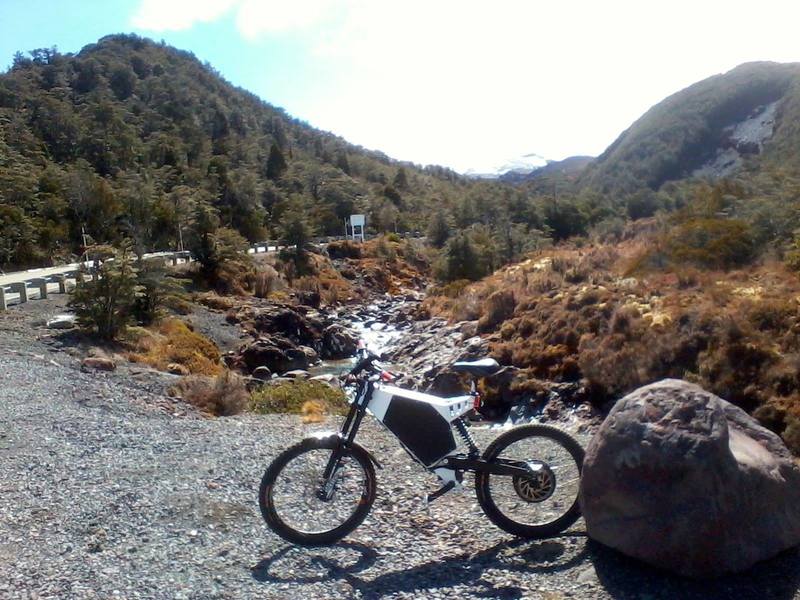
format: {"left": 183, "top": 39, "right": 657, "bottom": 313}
{"left": 425, "top": 481, "right": 455, "bottom": 507}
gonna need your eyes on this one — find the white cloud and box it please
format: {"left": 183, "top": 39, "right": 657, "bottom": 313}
{"left": 131, "top": 0, "right": 237, "bottom": 31}
{"left": 131, "top": 0, "right": 338, "bottom": 36}
{"left": 234, "top": 0, "right": 337, "bottom": 39}
{"left": 130, "top": 0, "right": 800, "bottom": 172}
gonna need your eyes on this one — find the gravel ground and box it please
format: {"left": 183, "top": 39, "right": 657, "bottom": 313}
{"left": 2, "top": 299, "right": 800, "bottom": 598}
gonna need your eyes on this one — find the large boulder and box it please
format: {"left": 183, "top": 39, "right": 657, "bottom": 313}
{"left": 236, "top": 336, "right": 310, "bottom": 375}
{"left": 580, "top": 379, "right": 800, "bottom": 578}
{"left": 320, "top": 324, "right": 359, "bottom": 359}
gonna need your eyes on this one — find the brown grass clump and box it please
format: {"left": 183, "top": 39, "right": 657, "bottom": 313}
{"left": 128, "top": 319, "right": 222, "bottom": 375}
{"left": 478, "top": 290, "right": 516, "bottom": 333}
{"left": 197, "top": 292, "right": 236, "bottom": 311}
{"left": 327, "top": 240, "right": 362, "bottom": 259}
{"left": 250, "top": 380, "right": 348, "bottom": 420}
{"left": 170, "top": 371, "right": 249, "bottom": 416}
{"left": 253, "top": 265, "right": 284, "bottom": 298}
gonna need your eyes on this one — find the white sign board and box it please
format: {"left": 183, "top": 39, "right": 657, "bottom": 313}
{"left": 347, "top": 214, "right": 366, "bottom": 242}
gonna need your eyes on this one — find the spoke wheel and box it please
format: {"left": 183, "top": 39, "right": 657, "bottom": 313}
{"left": 476, "top": 424, "right": 584, "bottom": 539}
{"left": 260, "top": 436, "right": 376, "bottom": 546}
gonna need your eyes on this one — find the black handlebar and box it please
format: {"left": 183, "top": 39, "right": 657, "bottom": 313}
{"left": 349, "top": 352, "right": 378, "bottom": 377}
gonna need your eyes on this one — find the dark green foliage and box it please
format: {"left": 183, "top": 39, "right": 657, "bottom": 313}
{"left": 335, "top": 151, "right": 351, "bottom": 175}
{"left": 0, "top": 34, "right": 479, "bottom": 269}
{"left": 439, "top": 232, "right": 483, "bottom": 281}
{"left": 427, "top": 210, "right": 450, "bottom": 248}
{"left": 279, "top": 209, "right": 315, "bottom": 272}
{"left": 133, "top": 258, "right": 189, "bottom": 325}
{"left": 393, "top": 167, "right": 409, "bottom": 190}
{"left": 68, "top": 241, "right": 139, "bottom": 340}
{"left": 265, "top": 143, "right": 287, "bottom": 180}
{"left": 5, "top": 35, "right": 800, "bottom": 284}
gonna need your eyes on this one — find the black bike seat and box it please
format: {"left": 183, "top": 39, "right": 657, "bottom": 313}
{"left": 451, "top": 358, "right": 500, "bottom": 377}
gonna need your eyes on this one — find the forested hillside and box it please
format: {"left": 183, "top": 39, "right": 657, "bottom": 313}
{"left": 4, "top": 35, "right": 800, "bottom": 287}
{"left": 0, "top": 34, "right": 546, "bottom": 268}
{"left": 580, "top": 61, "right": 800, "bottom": 194}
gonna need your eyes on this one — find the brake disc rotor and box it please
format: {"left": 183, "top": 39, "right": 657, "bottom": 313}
{"left": 512, "top": 461, "right": 556, "bottom": 503}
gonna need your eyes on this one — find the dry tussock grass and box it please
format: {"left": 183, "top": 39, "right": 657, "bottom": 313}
{"left": 127, "top": 319, "right": 222, "bottom": 375}
{"left": 170, "top": 370, "right": 249, "bottom": 416}
{"left": 196, "top": 292, "right": 236, "bottom": 311}
{"left": 428, "top": 242, "right": 800, "bottom": 453}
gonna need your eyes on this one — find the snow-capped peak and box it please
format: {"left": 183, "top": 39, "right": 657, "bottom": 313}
{"left": 463, "top": 152, "right": 550, "bottom": 179}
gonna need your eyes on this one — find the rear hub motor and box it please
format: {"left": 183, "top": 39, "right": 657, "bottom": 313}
{"left": 513, "top": 461, "right": 556, "bottom": 503}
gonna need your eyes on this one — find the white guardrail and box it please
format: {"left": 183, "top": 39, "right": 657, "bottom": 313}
{"left": 0, "top": 232, "right": 424, "bottom": 310}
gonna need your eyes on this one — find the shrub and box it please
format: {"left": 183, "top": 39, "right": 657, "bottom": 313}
{"left": 666, "top": 218, "right": 755, "bottom": 269}
{"left": 437, "top": 232, "right": 484, "bottom": 281}
{"left": 782, "top": 416, "right": 800, "bottom": 454}
{"left": 375, "top": 236, "right": 397, "bottom": 260}
{"left": 133, "top": 258, "right": 189, "bottom": 325}
{"left": 250, "top": 380, "right": 348, "bottom": 420}
{"left": 746, "top": 299, "right": 795, "bottom": 331}
{"left": 171, "top": 371, "right": 249, "bottom": 416}
{"left": 429, "top": 279, "right": 472, "bottom": 299}
{"left": 69, "top": 241, "right": 139, "bottom": 340}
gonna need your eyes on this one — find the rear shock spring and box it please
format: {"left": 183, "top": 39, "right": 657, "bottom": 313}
{"left": 455, "top": 417, "right": 480, "bottom": 457}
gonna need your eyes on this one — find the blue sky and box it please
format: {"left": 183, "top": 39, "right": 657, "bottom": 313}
{"left": 3, "top": 0, "right": 800, "bottom": 173}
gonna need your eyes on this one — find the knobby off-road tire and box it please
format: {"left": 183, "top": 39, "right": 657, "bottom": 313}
{"left": 259, "top": 436, "right": 376, "bottom": 546}
{"left": 475, "top": 424, "right": 584, "bottom": 539}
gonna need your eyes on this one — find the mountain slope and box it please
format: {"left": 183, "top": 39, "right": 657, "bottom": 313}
{"left": 0, "top": 34, "right": 472, "bottom": 266}
{"left": 580, "top": 62, "right": 800, "bottom": 194}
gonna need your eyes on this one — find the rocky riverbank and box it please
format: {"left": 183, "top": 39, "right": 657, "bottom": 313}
{"left": 3, "top": 347, "right": 800, "bottom": 599}
{"left": 203, "top": 285, "right": 603, "bottom": 430}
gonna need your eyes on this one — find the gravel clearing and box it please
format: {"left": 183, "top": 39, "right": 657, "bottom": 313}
{"left": 2, "top": 300, "right": 800, "bottom": 598}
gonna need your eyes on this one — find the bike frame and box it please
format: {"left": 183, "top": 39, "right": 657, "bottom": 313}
{"left": 320, "top": 369, "right": 538, "bottom": 501}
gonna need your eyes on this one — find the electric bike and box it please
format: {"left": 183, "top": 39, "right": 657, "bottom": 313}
{"left": 259, "top": 345, "right": 585, "bottom": 546}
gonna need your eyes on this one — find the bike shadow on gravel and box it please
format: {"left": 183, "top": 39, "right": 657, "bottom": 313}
{"left": 251, "top": 534, "right": 590, "bottom": 599}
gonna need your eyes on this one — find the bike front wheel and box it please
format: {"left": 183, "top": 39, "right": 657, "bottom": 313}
{"left": 475, "top": 424, "right": 584, "bottom": 539}
{"left": 259, "top": 435, "right": 376, "bottom": 546}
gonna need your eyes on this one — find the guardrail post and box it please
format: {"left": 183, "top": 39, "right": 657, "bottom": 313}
{"left": 10, "top": 282, "right": 28, "bottom": 304}
{"left": 0, "top": 287, "right": 6, "bottom": 311}
{"left": 31, "top": 278, "right": 47, "bottom": 299}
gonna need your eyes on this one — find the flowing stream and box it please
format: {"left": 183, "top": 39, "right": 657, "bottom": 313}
{"left": 308, "top": 299, "right": 406, "bottom": 377}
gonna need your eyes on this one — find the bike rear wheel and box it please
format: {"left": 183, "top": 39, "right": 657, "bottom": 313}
{"left": 475, "top": 424, "right": 584, "bottom": 538}
{"left": 259, "top": 436, "right": 376, "bottom": 546}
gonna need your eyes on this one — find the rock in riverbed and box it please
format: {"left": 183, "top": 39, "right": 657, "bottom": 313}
{"left": 580, "top": 379, "right": 800, "bottom": 578}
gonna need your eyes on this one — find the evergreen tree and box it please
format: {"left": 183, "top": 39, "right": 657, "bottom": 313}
{"left": 279, "top": 209, "right": 315, "bottom": 271}
{"left": 336, "top": 151, "right": 351, "bottom": 175}
{"left": 427, "top": 210, "right": 450, "bottom": 248}
{"left": 265, "top": 143, "right": 287, "bottom": 180}
{"left": 393, "top": 167, "right": 409, "bottom": 190}
{"left": 441, "top": 232, "right": 482, "bottom": 281}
